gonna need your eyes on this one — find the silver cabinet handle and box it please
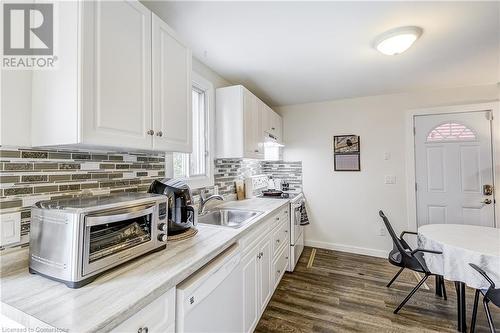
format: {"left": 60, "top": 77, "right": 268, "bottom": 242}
{"left": 271, "top": 127, "right": 276, "bottom": 130}
{"left": 156, "top": 131, "right": 163, "bottom": 137}
{"left": 254, "top": 149, "right": 259, "bottom": 153}
{"left": 147, "top": 129, "right": 154, "bottom": 136}
{"left": 138, "top": 327, "right": 149, "bottom": 333}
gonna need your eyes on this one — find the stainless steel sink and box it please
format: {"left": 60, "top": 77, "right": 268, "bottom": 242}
{"left": 198, "top": 208, "right": 263, "bottom": 228}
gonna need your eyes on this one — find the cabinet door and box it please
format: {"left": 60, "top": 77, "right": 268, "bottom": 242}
{"left": 242, "top": 248, "right": 259, "bottom": 333}
{"left": 272, "top": 111, "right": 283, "bottom": 142}
{"left": 81, "top": 0, "right": 152, "bottom": 149}
{"left": 262, "top": 105, "right": 273, "bottom": 134}
{"left": 243, "top": 91, "right": 261, "bottom": 158}
{"left": 111, "top": 288, "right": 175, "bottom": 333}
{"left": 152, "top": 14, "right": 192, "bottom": 152}
{"left": 259, "top": 238, "right": 272, "bottom": 313}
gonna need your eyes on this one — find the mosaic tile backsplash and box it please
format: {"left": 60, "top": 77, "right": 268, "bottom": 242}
{"left": 0, "top": 147, "right": 166, "bottom": 249}
{"left": 0, "top": 147, "right": 302, "bottom": 249}
{"left": 261, "top": 161, "right": 302, "bottom": 191}
{"left": 194, "top": 159, "right": 303, "bottom": 202}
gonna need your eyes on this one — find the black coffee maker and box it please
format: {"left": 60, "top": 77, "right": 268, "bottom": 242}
{"left": 148, "top": 179, "right": 197, "bottom": 235}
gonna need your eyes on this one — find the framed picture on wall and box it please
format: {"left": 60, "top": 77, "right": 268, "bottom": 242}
{"left": 333, "top": 135, "right": 360, "bottom": 171}
{"left": 333, "top": 135, "right": 359, "bottom": 153}
{"left": 334, "top": 154, "right": 360, "bottom": 171}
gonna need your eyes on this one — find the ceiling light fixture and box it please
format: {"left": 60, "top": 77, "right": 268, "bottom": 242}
{"left": 374, "top": 26, "right": 423, "bottom": 56}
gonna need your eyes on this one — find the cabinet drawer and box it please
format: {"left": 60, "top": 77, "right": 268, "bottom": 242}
{"left": 272, "top": 246, "right": 289, "bottom": 288}
{"left": 269, "top": 206, "right": 289, "bottom": 230}
{"left": 111, "top": 288, "right": 175, "bottom": 333}
{"left": 271, "top": 220, "right": 289, "bottom": 258}
{"left": 239, "top": 221, "right": 270, "bottom": 256}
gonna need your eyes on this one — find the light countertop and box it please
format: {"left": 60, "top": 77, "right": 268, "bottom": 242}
{"left": 0, "top": 198, "right": 289, "bottom": 332}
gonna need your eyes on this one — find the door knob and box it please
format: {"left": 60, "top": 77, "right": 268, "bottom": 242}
{"left": 481, "top": 199, "right": 492, "bottom": 205}
{"left": 156, "top": 131, "right": 163, "bottom": 137}
{"left": 146, "top": 129, "right": 154, "bottom": 136}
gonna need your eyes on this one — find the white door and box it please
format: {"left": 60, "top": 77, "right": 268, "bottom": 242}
{"left": 152, "top": 14, "right": 192, "bottom": 152}
{"left": 415, "top": 111, "right": 495, "bottom": 227}
{"left": 81, "top": 0, "right": 152, "bottom": 149}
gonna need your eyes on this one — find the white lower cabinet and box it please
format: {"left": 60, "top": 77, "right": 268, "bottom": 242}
{"left": 273, "top": 244, "right": 289, "bottom": 289}
{"left": 112, "top": 288, "right": 175, "bottom": 333}
{"left": 259, "top": 239, "right": 272, "bottom": 314}
{"left": 242, "top": 236, "right": 271, "bottom": 333}
{"left": 240, "top": 205, "right": 290, "bottom": 333}
{"left": 112, "top": 206, "right": 289, "bottom": 333}
{"left": 242, "top": 244, "right": 260, "bottom": 333}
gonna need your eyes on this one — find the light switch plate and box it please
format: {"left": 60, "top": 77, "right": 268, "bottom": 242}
{"left": 384, "top": 175, "right": 396, "bottom": 184}
{"left": 0, "top": 212, "right": 21, "bottom": 246}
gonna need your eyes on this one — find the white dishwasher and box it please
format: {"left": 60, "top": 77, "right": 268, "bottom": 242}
{"left": 176, "top": 244, "right": 243, "bottom": 333}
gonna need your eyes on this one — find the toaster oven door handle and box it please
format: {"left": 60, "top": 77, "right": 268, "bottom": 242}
{"left": 85, "top": 205, "right": 156, "bottom": 227}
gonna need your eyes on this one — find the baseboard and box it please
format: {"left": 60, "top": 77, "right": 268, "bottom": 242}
{"left": 304, "top": 240, "right": 387, "bottom": 259}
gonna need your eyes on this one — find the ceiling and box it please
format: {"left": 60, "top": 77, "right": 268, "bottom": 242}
{"left": 143, "top": 1, "right": 500, "bottom": 106}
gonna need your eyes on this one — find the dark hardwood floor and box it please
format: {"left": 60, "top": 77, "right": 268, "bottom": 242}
{"left": 256, "top": 247, "right": 499, "bottom": 333}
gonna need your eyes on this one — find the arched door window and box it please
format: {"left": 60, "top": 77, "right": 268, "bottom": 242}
{"left": 426, "top": 122, "right": 476, "bottom": 142}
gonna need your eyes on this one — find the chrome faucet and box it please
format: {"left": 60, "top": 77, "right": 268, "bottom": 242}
{"left": 199, "top": 192, "right": 224, "bottom": 215}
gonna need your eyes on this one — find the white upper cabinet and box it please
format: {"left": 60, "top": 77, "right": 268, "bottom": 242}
{"left": 81, "top": 0, "right": 152, "bottom": 149}
{"left": 152, "top": 14, "right": 192, "bottom": 152}
{"left": 216, "top": 85, "right": 281, "bottom": 159}
{"left": 243, "top": 90, "right": 263, "bottom": 158}
{"left": 262, "top": 105, "right": 282, "bottom": 143}
{"left": 31, "top": 0, "right": 192, "bottom": 152}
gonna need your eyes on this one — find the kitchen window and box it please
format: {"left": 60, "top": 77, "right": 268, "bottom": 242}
{"left": 172, "top": 73, "right": 214, "bottom": 188}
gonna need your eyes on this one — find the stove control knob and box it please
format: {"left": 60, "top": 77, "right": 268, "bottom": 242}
{"left": 158, "top": 234, "right": 168, "bottom": 242}
{"left": 158, "top": 223, "right": 167, "bottom": 232}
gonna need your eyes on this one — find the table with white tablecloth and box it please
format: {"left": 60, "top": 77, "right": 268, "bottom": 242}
{"left": 418, "top": 224, "right": 500, "bottom": 332}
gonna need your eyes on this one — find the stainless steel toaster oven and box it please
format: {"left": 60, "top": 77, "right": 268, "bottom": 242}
{"left": 29, "top": 193, "right": 168, "bottom": 288}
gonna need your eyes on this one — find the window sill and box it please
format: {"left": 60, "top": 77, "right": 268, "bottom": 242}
{"left": 181, "top": 175, "right": 214, "bottom": 190}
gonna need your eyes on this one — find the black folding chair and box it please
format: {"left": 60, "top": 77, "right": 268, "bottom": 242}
{"left": 379, "top": 210, "right": 446, "bottom": 313}
{"left": 469, "top": 264, "right": 499, "bottom": 333}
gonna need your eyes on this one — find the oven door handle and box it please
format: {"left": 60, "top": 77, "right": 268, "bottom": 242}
{"left": 85, "top": 204, "right": 156, "bottom": 227}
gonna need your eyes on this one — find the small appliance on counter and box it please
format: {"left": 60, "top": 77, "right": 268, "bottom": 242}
{"left": 29, "top": 193, "right": 168, "bottom": 288}
{"left": 148, "top": 178, "right": 197, "bottom": 236}
{"left": 244, "top": 174, "right": 270, "bottom": 198}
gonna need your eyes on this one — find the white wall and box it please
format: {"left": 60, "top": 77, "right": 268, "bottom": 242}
{"left": 192, "top": 57, "right": 232, "bottom": 89}
{"left": 276, "top": 84, "right": 500, "bottom": 257}
{"left": 0, "top": 70, "right": 32, "bottom": 147}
